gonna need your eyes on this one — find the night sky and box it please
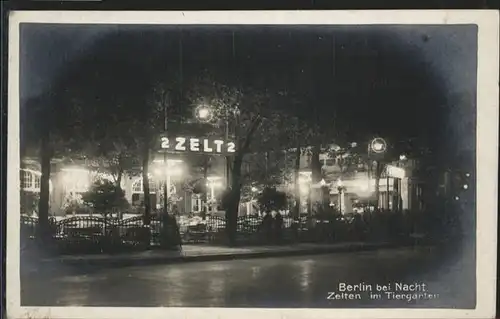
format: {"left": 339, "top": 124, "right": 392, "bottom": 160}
{"left": 19, "top": 24, "right": 478, "bottom": 164}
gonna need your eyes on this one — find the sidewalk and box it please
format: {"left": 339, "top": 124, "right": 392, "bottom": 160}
{"left": 30, "top": 241, "right": 403, "bottom": 268}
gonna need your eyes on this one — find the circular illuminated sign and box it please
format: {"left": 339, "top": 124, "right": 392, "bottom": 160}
{"left": 370, "top": 138, "right": 387, "bottom": 154}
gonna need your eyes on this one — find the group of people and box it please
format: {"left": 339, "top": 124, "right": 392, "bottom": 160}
{"left": 259, "top": 211, "right": 284, "bottom": 243}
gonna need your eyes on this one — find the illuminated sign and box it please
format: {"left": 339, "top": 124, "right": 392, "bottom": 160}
{"left": 159, "top": 136, "right": 236, "bottom": 155}
{"left": 370, "top": 138, "right": 387, "bottom": 154}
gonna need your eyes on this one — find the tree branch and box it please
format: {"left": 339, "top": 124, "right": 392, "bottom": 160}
{"left": 241, "top": 116, "right": 262, "bottom": 152}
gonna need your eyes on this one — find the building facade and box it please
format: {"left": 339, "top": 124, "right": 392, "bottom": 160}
{"left": 20, "top": 144, "right": 424, "bottom": 217}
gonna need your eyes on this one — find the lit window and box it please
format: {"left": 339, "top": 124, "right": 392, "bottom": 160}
{"left": 20, "top": 169, "right": 44, "bottom": 192}
{"left": 132, "top": 178, "right": 157, "bottom": 194}
{"left": 191, "top": 194, "right": 202, "bottom": 212}
{"left": 33, "top": 175, "right": 41, "bottom": 189}
{"left": 21, "top": 170, "right": 32, "bottom": 189}
{"left": 132, "top": 180, "right": 142, "bottom": 193}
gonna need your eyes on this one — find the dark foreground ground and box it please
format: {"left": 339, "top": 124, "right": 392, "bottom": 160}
{"left": 21, "top": 244, "right": 475, "bottom": 308}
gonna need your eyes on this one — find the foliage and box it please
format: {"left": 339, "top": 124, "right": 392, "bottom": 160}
{"left": 240, "top": 150, "right": 293, "bottom": 200}
{"left": 61, "top": 192, "right": 89, "bottom": 214}
{"left": 81, "top": 179, "right": 129, "bottom": 214}
{"left": 20, "top": 191, "right": 40, "bottom": 216}
{"left": 256, "top": 187, "right": 288, "bottom": 213}
{"left": 324, "top": 142, "right": 368, "bottom": 180}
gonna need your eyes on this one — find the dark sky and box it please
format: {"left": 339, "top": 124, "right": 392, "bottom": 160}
{"left": 19, "top": 24, "right": 478, "bottom": 159}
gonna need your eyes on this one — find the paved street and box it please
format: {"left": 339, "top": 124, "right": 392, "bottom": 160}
{"left": 21, "top": 245, "right": 475, "bottom": 308}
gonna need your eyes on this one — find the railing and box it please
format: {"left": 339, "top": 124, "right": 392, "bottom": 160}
{"left": 20, "top": 210, "right": 431, "bottom": 254}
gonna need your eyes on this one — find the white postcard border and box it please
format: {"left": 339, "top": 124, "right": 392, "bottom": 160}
{"left": 7, "top": 10, "right": 500, "bottom": 319}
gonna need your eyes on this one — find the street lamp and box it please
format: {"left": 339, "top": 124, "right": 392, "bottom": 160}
{"left": 367, "top": 137, "right": 388, "bottom": 210}
{"left": 249, "top": 186, "right": 259, "bottom": 216}
{"left": 298, "top": 171, "right": 312, "bottom": 215}
{"left": 154, "top": 159, "right": 183, "bottom": 211}
{"left": 206, "top": 176, "right": 223, "bottom": 213}
{"left": 337, "top": 179, "right": 347, "bottom": 214}
{"left": 195, "top": 105, "right": 213, "bottom": 123}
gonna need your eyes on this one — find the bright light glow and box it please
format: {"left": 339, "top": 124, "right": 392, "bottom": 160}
{"left": 299, "top": 184, "right": 310, "bottom": 195}
{"left": 61, "top": 168, "right": 90, "bottom": 192}
{"left": 153, "top": 159, "right": 184, "bottom": 177}
{"left": 195, "top": 105, "right": 213, "bottom": 122}
{"left": 359, "top": 183, "right": 369, "bottom": 192}
{"left": 399, "top": 154, "right": 407, "bottom": 161}
{"left": 463, "top": 184, "right": 469, "bottom": 190}
{"left": 298, "top": 171, "right": 312, "bottom": 185}
{"left": 207, "top": 181, "right": 223, "bottom": 187}
{"left": 198, "top": 108, "right": 211, "bottom": 119}
{"left": 207, "top": 176, "right": 222, "bottom": 188}
{"left": 370, "top": 138, "right": 387, "bottom": 153}
{"left": 350, "top": 142, "right": 358, "bottom": 148}
{"left": 372, "top": 142, "right": 383, "bottom": 151}
{"left": 153, "top": 159, "right": 184, "bottom": 165}
{"left": 465, "top": 173, "right": 471, "bottom": 177}
{"left": 455, "top": 196, "right": 460, "bottom": 201}
{"left": 386, "top": 165, "right": 406, "bottom": 179}
{"left": 337, "top": 179, "right": 343, "bottom": 188}
{"left": 169, "top": 167, "right": 183, "bottom": 176}
{"left": 251, "top": 186, "right": 258, "bottom": 193}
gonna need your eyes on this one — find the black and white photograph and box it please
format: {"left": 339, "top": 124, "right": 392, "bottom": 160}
{"left": 6, "top": 10, "right": 499, "bottom": 319}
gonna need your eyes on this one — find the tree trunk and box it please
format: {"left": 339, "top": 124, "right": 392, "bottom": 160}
{"left": 115, "top": 168, "right": 124, "bottom": 190}
{"left": 311, "top": 144, "right": 322, "bottom": 182}
{"left": 293, "top": 145, "right": 301, "bottom": 219}
{"left": 225, "top": 153, "right": 244, "bottom": 246}
{"left": 374, "top": 161, "right": 384, "bottom": 210}
{"left": 224, "top": 116, "right": 261, "bottom": 246}
{"left": 310, "top": 143, "right": 322, "bottom": 212}
{"left": 38, "top": 132, "right": 52, "bottom": 241}
{"left": 202, "top": 156, "right": 209, "bottom": 219}
{"left": 142, "top": 147, "right": 151, "bottom": 226}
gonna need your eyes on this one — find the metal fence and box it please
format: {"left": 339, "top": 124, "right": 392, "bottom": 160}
{"left": 20, "top": 211, "right": 426, "bottom": 254}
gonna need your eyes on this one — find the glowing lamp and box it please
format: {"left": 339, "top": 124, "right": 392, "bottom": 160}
{"left": 195, "top": 105, "right": 213, "bottom": 122}
{"left": 337, "top": 179, "right": 343, "bottom": 188}
{"left": 370, "top": 138, "right": 387, "bottom": 154}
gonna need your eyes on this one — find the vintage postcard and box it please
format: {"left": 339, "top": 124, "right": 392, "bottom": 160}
{"left": 6, "top": 10, "right": 499, "bottom": 319}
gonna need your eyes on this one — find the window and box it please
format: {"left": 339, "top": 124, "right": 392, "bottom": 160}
{"left": 131, "top": 193, "right": 158, "bottom": 207}
{"left": 20, "top": 169, "right": 42, "bottom": 192}
{"left": 132, "top": 178, "right": 157, "bottom": 194}
{"left": 33, "top": 175, "right": 41, "bottom": 189}
{"left": 132, "top": 180, "right": 142, "bottom": 193}
{"left": 21, "top": 170, "right": 32, "bottom": 189}
{"left": 191, "top": 194, "right": 202, "bottom": 212}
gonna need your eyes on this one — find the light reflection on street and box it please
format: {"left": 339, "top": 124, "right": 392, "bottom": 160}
{"left": 22, "top": 247, "right": 474, "bottom": 308}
